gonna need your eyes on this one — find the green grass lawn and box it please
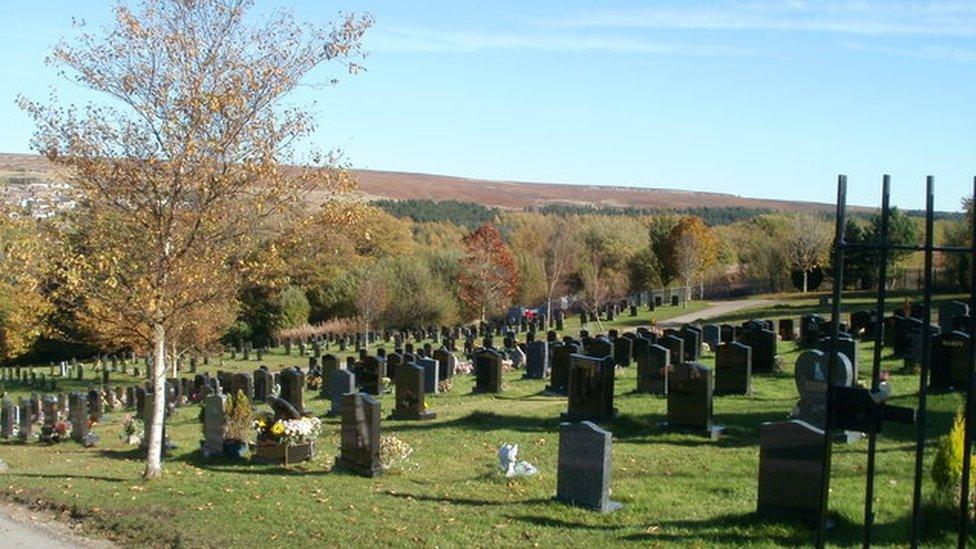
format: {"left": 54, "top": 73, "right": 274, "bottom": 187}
{"left": 0, "top": 296, "right": 969, "bottom": 547}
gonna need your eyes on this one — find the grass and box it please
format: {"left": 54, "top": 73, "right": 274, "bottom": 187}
{"left": 0, "top": 296, "right": 969, "bottom": 547}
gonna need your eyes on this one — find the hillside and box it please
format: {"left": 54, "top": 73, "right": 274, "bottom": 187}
{"left": 1, "top": 152, "right": 844, "bottom": 213}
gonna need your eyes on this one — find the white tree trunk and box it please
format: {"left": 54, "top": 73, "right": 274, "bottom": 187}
{"left": 144, "top": 322, "right": 166, "bottom": 479}
{"left": 802, "top": 271, "right": 808, "bottom": 293}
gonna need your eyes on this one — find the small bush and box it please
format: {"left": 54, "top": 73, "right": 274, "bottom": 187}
{"left": 932, "top": 408, "right": 976, "bottom": 514}
{"left": 224, "top": 390, "right": 253, "bottom": 442}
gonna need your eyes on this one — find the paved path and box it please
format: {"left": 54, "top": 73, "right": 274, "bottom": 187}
{"left": 658, "top": 298, "right": 777, "bottom": 328}
{"left": 0, "top": 502, "right": 115, "bottom": 549}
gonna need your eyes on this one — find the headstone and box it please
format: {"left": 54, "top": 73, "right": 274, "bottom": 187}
{"left": 741, "top": 328, "right": 778, "bottom": 374}
{"left": 434, "top": 347, "right": 455, "bottom": 382}
{"left": 939, "top": 300, "right": 970, "bottom": 335}
{"left": 391, "top": 363, "right": 436, "bottom": 421}
{"left": 757, "top": 420, "right": 825, "bottom": 520}
{"left": 637, "top": 342, "right": 670, "bottom": 396}
{"left": 546, "top": 342, "right": 578, "bottom": 395}
{"left": 817, "top": 336, "right": 859, "bottom": 380}
{"left": 664, "top": 362, "right": 723, "bottom": 439}
{"left": 0, "top": 400, "right": 14, "bottom": 439}
{"left": 279, "top": 367, "right": 305, "bottom": 414}
{"left": 931, "top": 330, "right": 970, "bottom": 391}
{"left": 778, "top": 318, "right": 796, "bottom": 342}
{"left": 524, "top": 341, "right": 548, "bottom": 380}
{"left": 337, "top": 393, "right": 382, "bottom": 477}
{"left": 201, "top": 394, "right": 226, "bottom": 458}
{"left": 790, "top": 349, "right": 860, "bottom": 442}
{"left": 563, "top": 354, "right": 616, "bottom": 422}
{"left": 418, "top": 357, "right": 439, "bottom": 395}
{"left": 359, "top": 356, "right": 384, "bottom": 395}
{"left": 473, "top": 349, "right": 503, "bottom": 393}
{"left": 69, "top": 392, "right": 89, "bottom": 442}
{"left": 254, "top": 368, "right": 272, "bottom": 401}
{"left": 556, "top": 421, "right": 621, "bottom": 513}
{"left": 678, "top": 325, "right": 702, "bottom": 362}
{"left": 714, "top": 342, "right": 752, "bottom": 395}
{"left": 702, "top": 325, "right": 720, "bottom": 351}
{"left": 663, "top": 335, "right": 684, "bottom": 367}
{"left": 329, "top": 369, "right": 356, "bottom": 416}
{"left": 612, "top": 336, "right": 632, "bottom": 368}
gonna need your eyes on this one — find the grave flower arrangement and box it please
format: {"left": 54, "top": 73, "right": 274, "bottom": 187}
{"left": 118, "top": 413, "right": 144, "bottom": 445}
{"left": 252, "top": 413, "right": 322, "bottom": 446}
{"left": 51, "top": 421, "right": 71, "bottom": 443}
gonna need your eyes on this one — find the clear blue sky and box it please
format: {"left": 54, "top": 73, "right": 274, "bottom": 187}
{"left": 1, "top": 1, "right": 974, "bottom": 211}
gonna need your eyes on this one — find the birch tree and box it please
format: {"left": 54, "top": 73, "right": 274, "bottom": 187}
{"left": 19, "top": 0, "right": 371, "bottom": 479}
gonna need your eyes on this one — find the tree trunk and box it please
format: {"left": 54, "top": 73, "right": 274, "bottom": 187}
{"left": 802, "top": 270, "right": 808, "bottom": 293}
{"left": 144, "top": 322, "right": 166, "bottom": 480}
{"left": 546, "top": 298, "right": 553, "bottom": 331}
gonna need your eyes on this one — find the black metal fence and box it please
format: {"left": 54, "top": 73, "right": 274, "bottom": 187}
{"left": 818, "top": 175, "right": 975, "bottom": 548}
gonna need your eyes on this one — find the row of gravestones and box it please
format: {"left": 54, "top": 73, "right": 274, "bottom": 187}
{"left": 334, "top": 391, "right": 623, "bottom": 512}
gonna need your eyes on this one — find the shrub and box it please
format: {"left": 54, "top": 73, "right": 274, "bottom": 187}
{"left": 932, "top": 408, "right": 975, "bottom": 513}
{"left": 224, "top": 390, "right": 254, "bottom": 442}
{"left": 278, "top": 286, "right": 311, "bottom": 329}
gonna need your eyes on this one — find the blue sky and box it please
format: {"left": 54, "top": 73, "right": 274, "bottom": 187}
{"left": 1, "top": 1, "right": 974, "bottom": 211}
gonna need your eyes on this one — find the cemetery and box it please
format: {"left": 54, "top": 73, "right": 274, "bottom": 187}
{"left": 0, "top": 1, "right": 973, "bottom": 547}
{"left": 0, "top": 292, "right": 972, "bottom": 546}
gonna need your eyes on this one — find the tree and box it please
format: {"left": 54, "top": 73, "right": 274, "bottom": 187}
{"left": 836, "top": 208, "right": 919, "bottom": 289}
{"left": 649, "top": 215, "right": 680, "bottom": 286}
{"left": 20, "top": 0, "right": 371, "bottom": 479}
{"left": 505, "top": 214, "right": 576, "bottom": 328}
{"left": 576, "top": 219, "right": 630, "bottom": 327}
{"left": 355, "top": 269, "right": 389, "bottom": 338}
{"left": 664, "top": 217, "right": 719, "bottom": 302}
{"left": 458, "top": 223, "right": 518, "bottom": 322}
{"left": 0, "top": 210, "right": 53, "bottom": 363}
{"left": 787, "top": 214, "right": 831, "bottom": 293}
{"left": 277, "top": 286, "right": 310, "bottom": 330}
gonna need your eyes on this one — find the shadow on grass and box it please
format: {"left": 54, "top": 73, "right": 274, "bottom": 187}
{"left": 391, "top": 411, "right": 559, "bottom": 434}
{"left": 385, "top": 491, "right": 550, "bottom": 507}
{"left": 620, "top": 511, "right": 823, "bottom": 545}
{"left": 507, "top": 513, "right": 627, "bottom": 531}
{"left": 7, "top": 472, "right": 129, "bottom": 483}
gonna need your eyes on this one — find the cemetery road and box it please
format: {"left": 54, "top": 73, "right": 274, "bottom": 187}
{"left": 0, "top": 502, "right": 115, "bottom": 548}
{"left": 658, "top": 299, "right": 777, "bottom": 328}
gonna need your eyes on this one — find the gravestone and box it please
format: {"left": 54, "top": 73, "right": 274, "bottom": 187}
{"left": 418, "top": 357, "right": 439, "bottom": 395}
{"left": 585, "top": 336, "right": 613, "bottom": 360}
{"left": 741, "top": 328, "right": 778, "bottom": 374}
{"left": 473, "top": 349, "right": 503, "bottom": 393}
{"left": 719, "top": 324, "right": 735, "bottom": 344}
{"left": 800, "top": 314, "right": 827, "bottom": 347}
{"left": 714, "top": 342, "right": 752, "bottom": 395}
{"left": 664, "top": 362, "right": 723, "bottom": 439}
{"left": 612, "top": 336, "right": 632, "bottom": 368}
{"left": 337, "top": 393, "right": 382, "bottom": 477}
{"left": 778, "top": 318, "right": 796, "bottom": 342}
{"left": 359, "top": 356, "right": 384, "bottom": 395}
{"left": 817, "top": 336, "right": 859, "bottom": 380}
{"left": 391, "top": 363, "right": 436, "bottom": 421}
{"left": 524, "top": 340, "right": 548, "bottom": 380}
{"left": 254, "top": 368, "right": 272, "bottom": 401}
{"left": 679, "top": 325, "right": 702, "bottom": 362}
{"left": 939, "top": 300, "right": 970, "bottom": 335}
{"left": 546, "top": 342, "right": 578, "bottom": 395}
{"left": 329, "top": 369, "right": 356, "bottom": 416}
{"left": 931, "top": 330, "right": 970, "bottom": 391}
{"left": 279, "top": 367, "right": 305, "bottom": 414}
{"left": 69, "top": 392, "right": 89, "bottom": 443}
{"left": 40, "top": 395, "right": 59, "bottom": 443}
{"left": 200, "top": 394, "right": 226, "bottom": 458}
{"left": 757, "top": 420, "right": 825, "bottom": 519}
{"left": 0, "top": 400, "right": 14, "bottom": 439}
{"left": 385, "top": 353, "right": 402, "bottom": 383}
{"left": 702, "top": 325, "right": 720, "bottom": 351}
{"left": 555, "top": 421, "right": 621, "bottom": 513}
{"left": 790, "top": 349, "right": 860, "bottom": 442}
{"left": 563, "top": 354, "right": 617, "bottom": 423}
{"left": 637, "top": 343, "right": 670, "bottom": 396}
{"left": 322, "top": 354, "right": 341, "bottom": 389}
{"left": 18, "top": 399, "right": 32, "bottom": 441}
{"left": 663, "top": 335, "right": 684, "bottom": 367}
{"left": 434, "top": 347, "right": 455, "bottom": 383}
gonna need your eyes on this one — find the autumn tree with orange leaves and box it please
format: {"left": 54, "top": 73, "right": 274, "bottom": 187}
{"left": 458, "top": 223, "right": 518, "bottom": 322}
{"left": 19, "top": 0, "right": 371, "bottom": 479}
{"left": 664, "top": 216, "right": 719, "bottom": 303}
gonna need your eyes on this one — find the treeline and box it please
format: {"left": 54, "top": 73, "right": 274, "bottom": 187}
{"left": 528, "top": 204, "right": 778, "bottom": 226}
{"left": 372, "top": 199, "right": 498, "bottom": 229}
